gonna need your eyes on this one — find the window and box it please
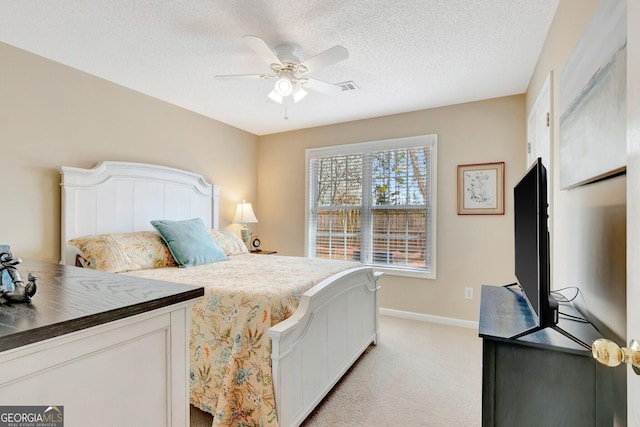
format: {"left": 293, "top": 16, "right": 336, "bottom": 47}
{"left": 306, "top": 135, "right": 437, "bottom": 278}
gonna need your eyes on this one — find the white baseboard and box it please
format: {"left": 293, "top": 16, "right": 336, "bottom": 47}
{"left": 380, "top": 307, "right": 479, "bottom": 330}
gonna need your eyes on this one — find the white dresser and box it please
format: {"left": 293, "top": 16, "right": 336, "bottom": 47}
{"left": 0, "top": 259, "right": 203, "bottom": 427}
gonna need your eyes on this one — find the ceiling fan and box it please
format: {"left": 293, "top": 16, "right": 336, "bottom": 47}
{"left": 215, "top": 35, "right": 349, "bottom": 105}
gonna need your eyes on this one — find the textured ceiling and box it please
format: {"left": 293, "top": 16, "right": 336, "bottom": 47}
{"left": 0, "top": 1, "right": 559, "bottom": 136}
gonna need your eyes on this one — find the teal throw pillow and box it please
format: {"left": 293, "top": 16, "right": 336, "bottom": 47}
{"left": 151, "top": 218, "right": 228, "bottom": 267}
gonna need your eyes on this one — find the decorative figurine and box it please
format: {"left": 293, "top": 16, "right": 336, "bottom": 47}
{"left": 0, "top": 251, "right": 37, "bottom": 304}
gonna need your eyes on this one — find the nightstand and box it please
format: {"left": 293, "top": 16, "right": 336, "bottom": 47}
{"left": 251, "top": 250, "right": 277, "bottom": 255}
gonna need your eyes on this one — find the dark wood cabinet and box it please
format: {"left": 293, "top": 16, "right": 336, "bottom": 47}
{"left": 479, "top": 285, "right": 613, "bottom": 427}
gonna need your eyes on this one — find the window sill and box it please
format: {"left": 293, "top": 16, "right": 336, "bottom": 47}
{"left": 370, "top": 266, "right": 436, "bottom": 280}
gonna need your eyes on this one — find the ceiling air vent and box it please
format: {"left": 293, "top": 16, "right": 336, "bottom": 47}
{"left": 337, "top": 81, "right": 359, "bottom": 92}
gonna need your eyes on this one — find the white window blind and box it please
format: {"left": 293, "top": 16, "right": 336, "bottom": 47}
{"left": 306, "top": 135, "right": 437, "bottom": 276}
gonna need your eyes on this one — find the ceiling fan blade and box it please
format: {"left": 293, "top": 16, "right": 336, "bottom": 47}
{"left": 298, "top": 45, "right": 349, "bottom": 74}
{"left": 215, "top": 73, "right": 269, "bottom": 80}
{"left": 243, "top": 35, "right": 282, "bottom": 66}
{"left": 300, "top": 77, "right": 342, "bottom": 95}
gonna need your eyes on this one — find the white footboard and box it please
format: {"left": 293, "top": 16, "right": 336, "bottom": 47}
{"left": 268, "top": 267, "right": 381, "bottom": 427}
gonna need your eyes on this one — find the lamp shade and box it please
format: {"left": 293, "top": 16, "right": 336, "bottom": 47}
{"left": 268, "top": 89, "right": 283, "bottom": 104}
{"left": 233, "top": 201, "right": 258, "bottom": 224}
{"left": 292, "top": 84, "right": 308, "bottom": 103}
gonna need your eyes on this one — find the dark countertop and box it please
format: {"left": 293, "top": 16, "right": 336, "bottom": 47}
{"left": 479, "top": 284, "right": 602, "bottom": 355}
{"left": 0, "top": 259, "right": 204, "bottom": 352}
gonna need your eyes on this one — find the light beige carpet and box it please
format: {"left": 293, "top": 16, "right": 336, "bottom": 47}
{"left": 191, "top": 314, "right": 483, "bottom": 427}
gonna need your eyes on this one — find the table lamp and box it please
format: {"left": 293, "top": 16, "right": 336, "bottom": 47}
{"left": 233, "top": 199, "right": 258, "bottom": 247}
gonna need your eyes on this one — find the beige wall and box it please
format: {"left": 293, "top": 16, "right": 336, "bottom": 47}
{"left": 527, "top": 0, "right": 628, "bottom": 424}
{"left": 0, "top": 42, "right": 258, "bottom": 263}
{"left": 258, "top": 96, "right": 526, "bottom": 322}
{"left": 527, "top": 0, "right": 626, "bottom": 340}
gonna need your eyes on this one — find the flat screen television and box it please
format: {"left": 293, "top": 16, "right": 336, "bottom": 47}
{"left": 514, "top": 158, "right": 558, "bottom": 330}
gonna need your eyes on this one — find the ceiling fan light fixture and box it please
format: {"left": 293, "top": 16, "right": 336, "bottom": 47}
{"left": 217, "top": 36, "right": 350, "bottom": 109}
{"left": 292, "top": 85, "right": 307, "bottom": 103}
{"left": 268, "top": 89, "right": 283, "bottom": 104}
{"left": 274, "top": 72, "right": 293, "bottom": 96}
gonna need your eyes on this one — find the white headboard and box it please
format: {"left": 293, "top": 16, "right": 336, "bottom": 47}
{"left": 60, "top": 161, "right": 220, "bottom": 265}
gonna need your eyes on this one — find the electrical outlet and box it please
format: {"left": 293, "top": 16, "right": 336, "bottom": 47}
{"left": 464, "top": 287, "right": 473, "bottom": 300}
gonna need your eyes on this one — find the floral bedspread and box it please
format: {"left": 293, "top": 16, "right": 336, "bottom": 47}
{"left": 124, "top": 254, "right": 361, "bottom": 427}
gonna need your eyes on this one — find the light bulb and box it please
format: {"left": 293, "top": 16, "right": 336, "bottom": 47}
{"left": 274, "top": 75, "right": 293, "bottom": 96}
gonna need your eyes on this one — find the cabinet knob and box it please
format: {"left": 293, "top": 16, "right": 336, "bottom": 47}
{"left": 592, "top": 338, "right": 640, "bottom": 375}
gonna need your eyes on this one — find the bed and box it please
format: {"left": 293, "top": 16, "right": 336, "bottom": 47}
{"left": 59, "top": 161, "right": 381, "bottom": 427}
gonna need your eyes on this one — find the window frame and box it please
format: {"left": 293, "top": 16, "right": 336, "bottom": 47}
{"left": 305, "top": 134, "right": 438, "bottom": 279}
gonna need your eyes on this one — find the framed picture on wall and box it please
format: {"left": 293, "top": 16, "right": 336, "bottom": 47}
{"left": 559, "top": 0, "right": 626, "bottom": 189}
{"left": 457, "top": 162, "right": 505, "bottom": 215}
